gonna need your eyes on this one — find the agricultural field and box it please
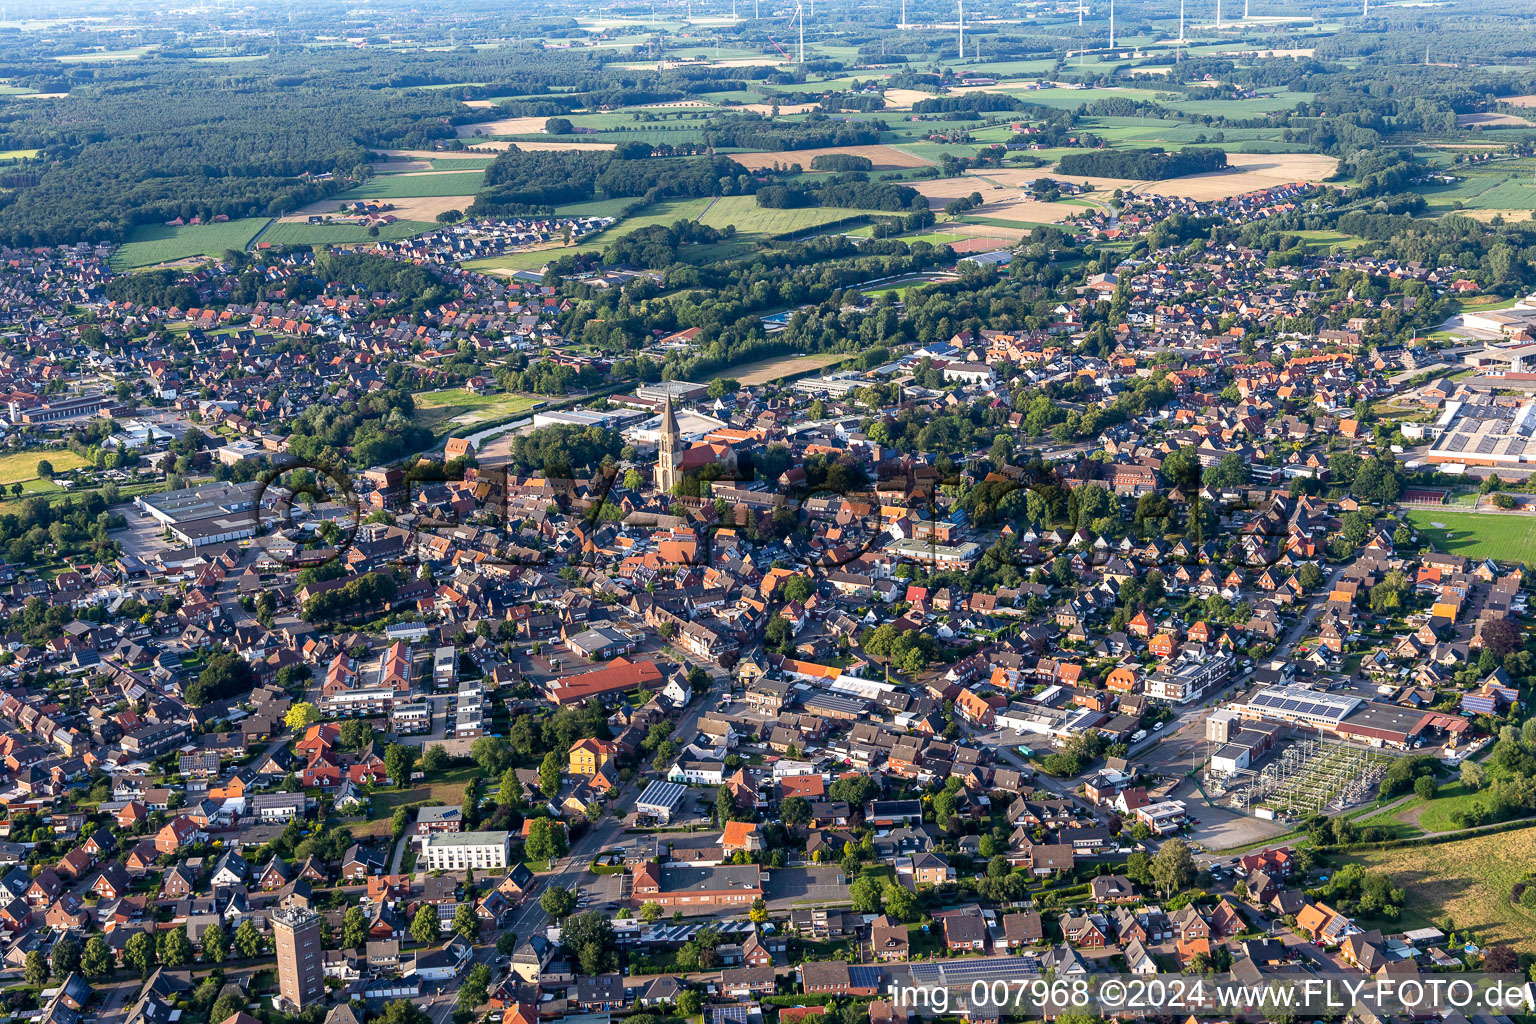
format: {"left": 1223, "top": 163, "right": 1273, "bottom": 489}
{"left": 729, "top": 145, "right": 933, "bottom": 172}
{"left": 336, "top": 171, "right": 487, "bottom": 199}
{"left": 696, "top": 195, "right": 875, "bottom": 238}
{"left": 731, "top": 352, "right": 849, "bottom": 386}
{"left": 412, "top": 389, "right": 543, "bottom": 437}
{"left": 462, "top": 198, "right": 713, "bottom": 274}
{"left": 111, "top": 217, "right": 270, "bottom": 270}
{"left": 258, "top": 219, "right": 435, "bottom": 247}
{"left": 1340, "top": 825, "right": 1536, "bottom": 951}
{"left": 1404, "top": 509, "right": 1536, "bottom": 564}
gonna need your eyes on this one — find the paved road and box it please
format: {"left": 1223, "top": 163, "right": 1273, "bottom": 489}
{"left": 502, "top": 670, "right": 728, "bottom": 944}
{"left": 1275, "top": 563, "right": 1345, "bottom": 657}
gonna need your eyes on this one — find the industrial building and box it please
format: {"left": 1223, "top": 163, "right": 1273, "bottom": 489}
{"left": 1426, "top": 398, "right": 1536, "bottom": 467}
{"left": 1233, "top": 684, "right": 1470, "bottom": 750}
{"left": 135, "top": 480, "right": 265, "bottom": 548}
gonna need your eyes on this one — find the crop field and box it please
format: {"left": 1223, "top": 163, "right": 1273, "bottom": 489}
{"left": 1405, "top": 509, "right": 1536, "bottom": 564}
{"left": 732, "top": 352, "right": 848, "bottom": 386}
{"left": 696, "top": 196, "right": 873, "bottom": 237}
{"left": 111, "top": 217, "right": 270, "bottom": 269}
{"left": 259, "top": 220, "right": 434, "bottom": 247}
{"left": 1340, "top": 824, "right": 1536, "bottom": 950}
{"left": 335, "top": 171, "right": 487, "bottom": 199}
{"left": 462, "top": 198, "right": 713, "bottom": 274}
{"left": 729, "top": 145, "right": 933, "bottom": 172}
{"left": 412, "top": 389, "right": 543, "bottom": 436}
{"left": 0, "top": 450, "right": 91, "bottom": 486}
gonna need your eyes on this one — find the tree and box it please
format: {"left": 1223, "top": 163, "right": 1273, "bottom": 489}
{"left": 458, "top": 963, "right": 493, "bottom": 1014}
{"left": 562, "top": 912, "right": 618, "bottom": 975}
{"left": 678, "top": 990, "right": 704, "bottom": 1017}
{"left": 526, "top": 817, "right": 567, "bottom": 862}
{"left": 185, "top": 652, "right": 257, "bottom": 707}
{"left": 411, "top": 904, "right": 440, "bottom": 946}
{"left": 640, "top": 901, "right": 665, "bottom": 922}
{"left": 1481, "top": 616, "right": 1520, "bottom": 658}
{"left": 158, "top": 927, "right": 193, "bottom": 968}
{"left": 212, "top": 994, "right": 246, "bottom": 1024}
{"left": 470, "top": 736, "right": 512, "bottom": 774}
{"left": 24, "top": 948, "right": 49, "bottom": 986}
{"left": 81, "top": 935, "right": 113, "bottom": 978}
{"left": 421, "top": 744, "right": 451, "bottom": 774}
{"left": 285, "top": 701, "right": 320, "bottom": 733}
{"left": 201, "top": 924, "right": 227, "bottom": 963}
{"left": 714, "top": 786, "right": 734, "bottom": 828}
{"left": 453, "top": 902, "right": 480, "bottom": 942}
{"left": 1414, "top": 775, "right": 1439, "bottom": 800}
{"left": 124, "top": 931, "right": 156, "bottom": 976}
{"left": 850, "top": 875, "right": 883, "bottom": 914}
{"left": 1482, "top": 944, "right": 1518, "bottom": 974}
{"left": 1150, "top": 838, "right": 1196, "bottom": 899}
{"left": 780, "top": 795, "right": 811, "bottom": 828}
{"left": 882, "top": 880, "right": 923, "bottom": 922}
{"left": 1460, "top": 759, "right": 1486, "bottom": 791}
{"left": 343, "top": 905, "right": 368, "bottom": 948}
{"left": 52, "top": 935, "right": 81, "bottom": 976}
{"left": 748, "top": 897, "right": 768, "bottom": 924}
{"left": 35, "top": 459, "right": 54, "bottom": 480}
{"left": 234, "top": 919, "right": 263, "bottom": 959}
{"left": 497, "top": 932, "right": 520, "bottom": 955}
{"left": 384, "top": 742, "right": 417, "bottom": 788}
{"left": 540, "top": 885, "right": 578, "bottom": 920}
{"left": 539, "top": 750, "right": 563, "bottom": 799}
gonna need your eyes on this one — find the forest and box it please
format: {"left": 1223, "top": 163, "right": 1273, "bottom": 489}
{"left": 1056, "top": 147, "right": 1228, "bottom": 180}
{"left": 470, "top": 148, "right": 752, "bottom": 216}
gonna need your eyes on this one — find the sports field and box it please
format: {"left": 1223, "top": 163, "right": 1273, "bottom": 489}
{"left": 1340, "top": 824, "right": 1536, "bottom": 951}
{"left": 111, "top": 217, "right": 270, "bottom": 270}
{"left": 1405, "top": 509, "right": 1536, "bottom": 564}
{"left": 412, "top": 389, "right": 542, "bottom": 436}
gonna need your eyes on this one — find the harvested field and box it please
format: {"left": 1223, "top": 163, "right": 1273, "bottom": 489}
{"left": 1463, "top": 209, "right": 1533, "bottom": 223}
{"left": 281, "top": 195, "right": 476, "bottom": 222}
{"left": 881, "top": 87, "right": 940, "bottom": 109}
{"left": 730, "top": 144, "right": 933, "bottom": 171}
{"left": 733, "top": 352, "right": 846, "bottom": 385}
{"left": 1038, "top": 152, "right": 1338, "bottom": 202}
{"left": 1504, "top": 94, "right": 1536, "bottom": 107}
{"left": 457, "top": 115, "right": 550, "bottom": 137}
{"left": 738, "top": 101, "right": 821, "bottom": 115}
{"left": 908, "top": 175, "right": 1077, "bottom": 222}
{"left": 1458, "top": 112, "right": 1534, "bottom": 127}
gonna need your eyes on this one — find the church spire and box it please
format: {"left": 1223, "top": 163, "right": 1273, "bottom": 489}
{"left": 654, "top": 392, "right": 680, "bottom": 495}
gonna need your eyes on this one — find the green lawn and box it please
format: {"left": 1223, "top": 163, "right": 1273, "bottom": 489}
{"left": 412, "top": 389, "right": 543, "bottom": 437}
{"left": 0, "top": 449, "right": 91, "bottom": 486}
{"left": 260, "top": 220, "right": 435, "bottom": 247}
{"left": 335, "top": 171, "right": 486, "bottom": 200}
{"left": 111, "top": 217, "right": 271, "bottom": 270}
{"left": 1404, "top": 509, "right": 1536, "bottom": 564}
{"left": 359, "top": 767, "right": 480, "bottom": 837}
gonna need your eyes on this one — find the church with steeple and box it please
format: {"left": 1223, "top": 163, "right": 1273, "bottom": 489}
{"left": 653, "top": 392, "right": 681, "bottom": 494}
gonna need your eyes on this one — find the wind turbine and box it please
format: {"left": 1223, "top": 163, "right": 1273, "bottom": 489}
{"left": 1108, "top": 0, "right": 1115, "bottom": 50}
{"left": 1216, "top": 0, "right": 1222, "bottom": 30}
{"left": 797, "top": 1, "right": 804, "bottom": 63}
{"left": 1179, "top": 0, "right": 1184, "bottom": 49}
{"left": 958, "top": 0, "right": 964, "bottom": 59}
{"left": 1078, "top": 0, "right": 1083, "bottom": 27}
